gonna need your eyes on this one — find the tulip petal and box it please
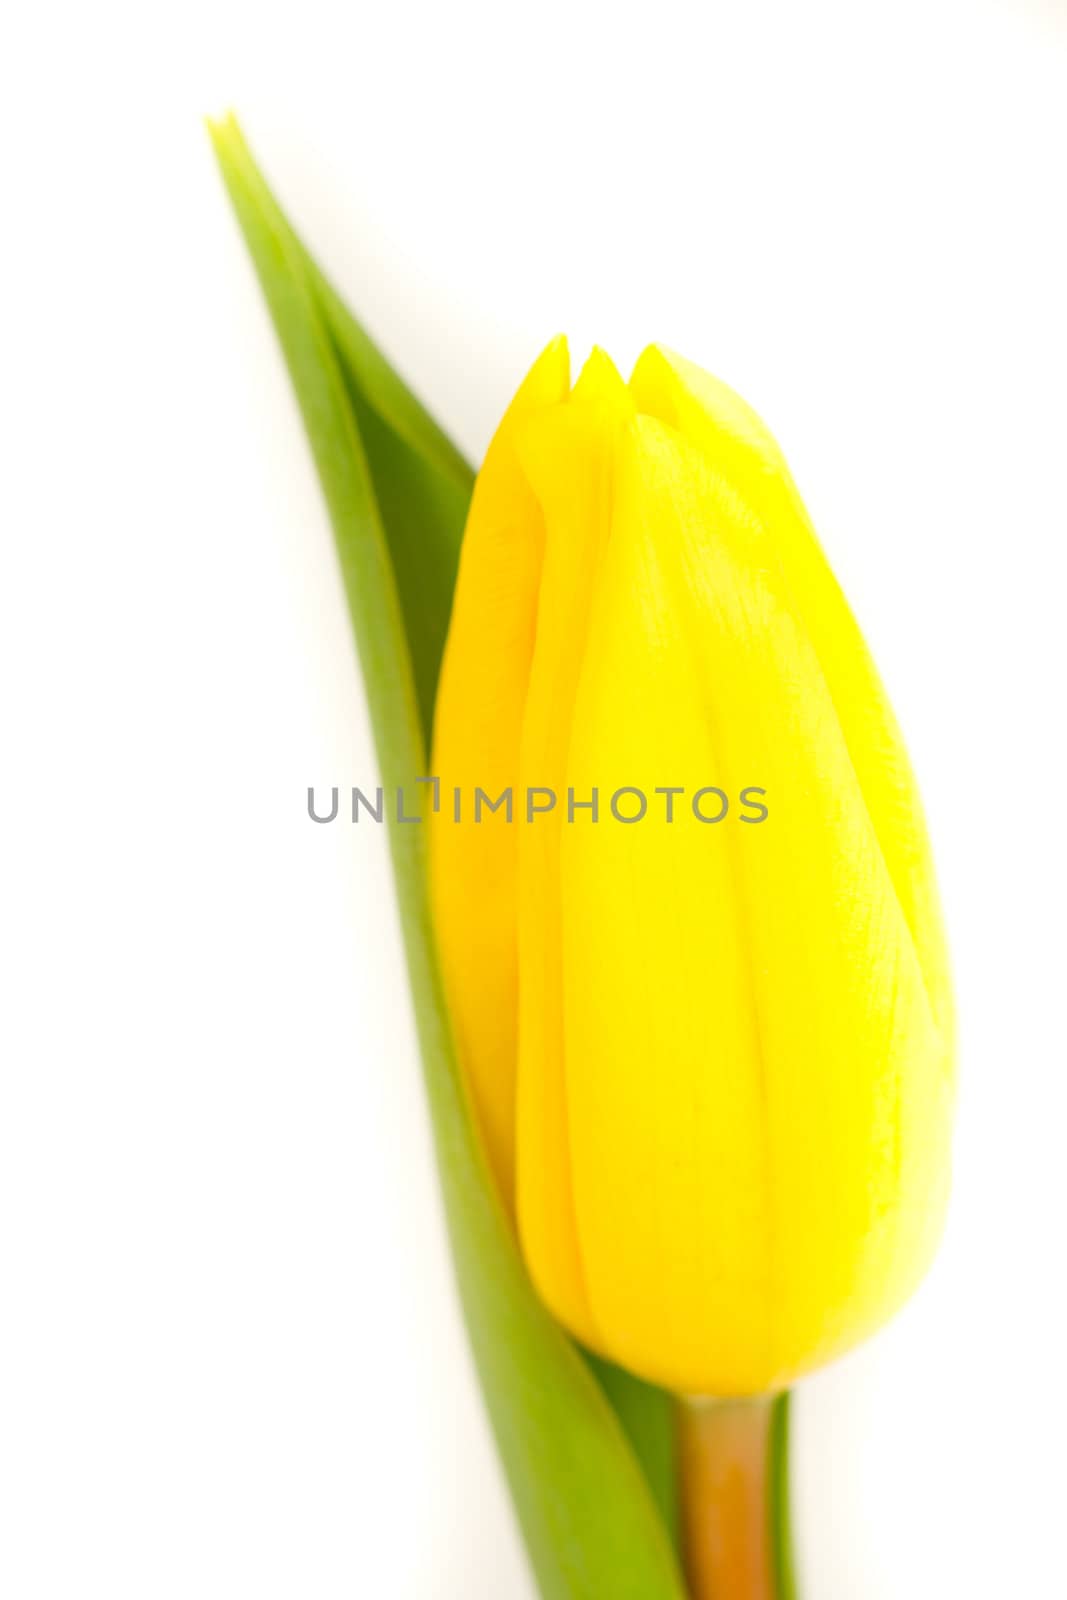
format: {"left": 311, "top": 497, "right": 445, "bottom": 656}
{"left": 431, "top": 336, "right": 570, "bottom": 1202}
{"left": 514, "top": 350, "right": 635, "bottom": 1349}
{"left": 554, "top": 415, "right": 952, "bottom": 1395}
{"left": 631, "top": 346, "right": 954, "bottom": 1053}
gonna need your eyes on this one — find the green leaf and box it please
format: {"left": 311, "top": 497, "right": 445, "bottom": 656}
{"left": 209, "top": 113, "right": 688, "bottom": 1600}
{"left": 215, "top": 117, "right": 684, "bottom": 1533}
{"left": 215, "top": 140, "right": 473, "bottom": 740}
{"left": 584, "top": 1353, "right": 680, "bottom": 1551}
{"left": 310, "top": 282, "right": 472, "bottom": 738}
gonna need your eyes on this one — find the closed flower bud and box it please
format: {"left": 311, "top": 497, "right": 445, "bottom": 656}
{"left": 430, "top": 338, "right": 954, "bottom": 1398}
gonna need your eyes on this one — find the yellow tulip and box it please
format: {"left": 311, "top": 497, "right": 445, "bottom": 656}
{"left": 430, "top": 338, "right": 954, "bottom": 1398}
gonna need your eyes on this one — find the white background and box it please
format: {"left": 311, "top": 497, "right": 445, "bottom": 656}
{"left": 2, "top": 1, "right": 1066, "bottom": 1595}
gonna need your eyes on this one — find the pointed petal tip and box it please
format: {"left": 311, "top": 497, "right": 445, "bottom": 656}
{"left": 629, "top": 343, "right": 677, "bottom": 405}
{"left": 581, "top": 343, "right": 621, "bottom": 377}
{"left": 630, "top": 340, "right": 666, "bottom": 371}
{"left": 573, "top": 344, "right": 630, "bottom": 407}
{"left": 506, "top": 335, "right": 571, "bottom": 416}
{"left": 542, "top": 333, "right": 571, "bottom": 391}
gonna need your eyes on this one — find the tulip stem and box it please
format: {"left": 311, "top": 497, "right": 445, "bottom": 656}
{"left": 678, "top": 1393, "right": 789, "bottom": 1600}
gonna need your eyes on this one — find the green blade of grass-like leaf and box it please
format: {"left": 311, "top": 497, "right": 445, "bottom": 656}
{"left": 216, "top": 117, "right": 683, "bottom": 1533}
{"left": 217, "top": 130, "right": 473, "bottom": 738}
{"left": 332, "top": 380, "right": 468, "bottom": 737}
{"left": 585, "top": 1353, "right": 680, "bottom": 1551}
{"left": 209, "top": 113, "right": 687, "bottom": 1600}
{"left": 310, "top": 283, "right": 472, "bottom": 735}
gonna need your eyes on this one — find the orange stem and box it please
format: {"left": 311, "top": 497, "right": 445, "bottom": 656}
{"left": 677, "top": 1396, "right": 774, "bottom": 1600}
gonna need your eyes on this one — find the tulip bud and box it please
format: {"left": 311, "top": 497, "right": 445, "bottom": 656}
{"left": 430, "top": 338, "right": 954, "bottom": 1398}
